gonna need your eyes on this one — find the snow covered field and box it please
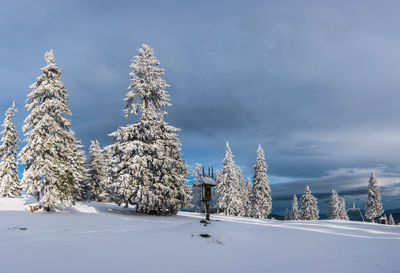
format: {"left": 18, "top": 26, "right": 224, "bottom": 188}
{"left": 1, "top": 198, "right": 399, "bottom": 273}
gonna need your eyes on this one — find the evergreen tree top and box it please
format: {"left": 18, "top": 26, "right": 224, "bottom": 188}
{"left": 124, "top": 44, "right": 171, "bottom": 118}
{"left": 45, "top": 49, "right": 55, "bottom": 64}
{"left": 192, "top": 163, "right": 201, "bottom": 178}
{"left": 223, "top": 142, "right": 235, "bottom": 166}
{"left": 0, "top": 101, "right": 19, "bottom": 154}
{"left": 1, "top": 102, "right": 18, "bottom": 141}
{"left": 254, "top": 145, "right": 267, "bottom": 173}
{"left": 5, "top": 101, "right": 17, "bottom": 118}
{"left": 25, "top": 50, "right": 70, "bottom": 119}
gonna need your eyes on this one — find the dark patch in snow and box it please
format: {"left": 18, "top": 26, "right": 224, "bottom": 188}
{"left": 7, "top": 226, "right": 28, "bottom": 231}
{"left": 199, "top": 233, "right": 211, "bottom": 238}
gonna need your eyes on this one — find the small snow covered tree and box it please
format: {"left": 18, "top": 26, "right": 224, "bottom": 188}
{"left": 381, "top": 214, "right": 388, "bottom": 224}
{"left": 338, "top": 197, "right": 349, "bottom": 220}
{"left": 102, "top": 146, "right": 114, "bottom": 201}
{"left": 214, "top": 142, "right": 244, "bottom": 216}
{"left": 19, "top": 50, "right": 83, "bottom": 211}
{"left": 300, "top": 185, "right": 319, "bottom": 220}
{"left": 290, "top": 194, "right": 300, "bottom": 220}
{"left": 251, "top": 145, "right": 272, "bottom": 219}
{"left": 284, "top": 208, "right": 290, "bottom": 220}
{"left": 327, "top": 190, "right": 349, "bottom": 220}
{"left": 191, "top": 163, "right": 203, "bottom": 212}
{"left": 235, "top": 165, "right": 245, "bottom": 216}
{"left": 388, "top": 213, "right": 395, "bottom": 225}
{"left": 109, "top": 44, "right": 189, "bottom": 214}
{"left": 88, "top": 140, "right": 108, "bottom": 202}
{"left": 365, "top": 172, "right": 384, "bottom": 222}
{"left": 327, "top": 190, "right": 340, "bottom": 220}
{"left": 71, "top": 138, "right": 90, "bottom": 202}
{"left": 244, "top": 178, "right": 253, "bottom": 217}
{"left": 0, "top": 102, "right": 21, "bottom": 197}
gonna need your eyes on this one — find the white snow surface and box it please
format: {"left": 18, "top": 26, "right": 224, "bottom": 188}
{"left": 1, "top": 198, "right": 399, "bottom": 273}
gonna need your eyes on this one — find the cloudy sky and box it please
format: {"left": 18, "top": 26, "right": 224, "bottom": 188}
{"left": 1, "top": 0, "right": 400, "bottom": 214}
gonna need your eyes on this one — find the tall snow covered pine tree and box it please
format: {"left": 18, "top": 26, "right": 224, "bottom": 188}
{"left": 19, "top": 50, "right": 85, "bottom": 211}
{"left": 251, "top": 145, "right": 272, "bottom": 219}
{"left": 365, "top": 172, "right": 384, "bottom": 222}
{"left": 109, "top": 44, "right": 189, "bottom": 214}
{"left": 290, "top": 194, "right": 300, "bottom": 220}
{"left": 191, "top": 163, "right": 203, "bottom": 212}
{"left": 214, "top": 142, "right": 244, "bottom": 216}
{"left": 338, "top": 197, "right": 349, "bottom": 220}
{"left": 0, "top": 102, "right": 21, "bottom": 197}
{"left": 327, "top": 190, "right": 341, "bottom": 220}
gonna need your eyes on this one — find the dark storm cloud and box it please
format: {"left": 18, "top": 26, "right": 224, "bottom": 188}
{"left": 2, "top": 0, "right": 400, "bottom": 212}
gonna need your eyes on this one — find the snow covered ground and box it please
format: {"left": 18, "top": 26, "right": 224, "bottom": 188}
{"left": 1, "top": 198, "right": 399, "bottom": 273}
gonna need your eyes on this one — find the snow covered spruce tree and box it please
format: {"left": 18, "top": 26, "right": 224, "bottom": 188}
{"left": 299, "top": 185, "right": 319, "bottom": 220}
{"left": 327, "top": 190, "right": 348, "bottom": 220}
{"left": 191, "top": 163, "right": 203, "bottom": 212}
{"left": 388, "top": 213, "right": 395, "bottom": 225}
{"left": 290, "top": 194, "right": 300, "bottom": 220}
{"left": 88, "top": 140, "right": 108, "bottom": 202}
{"left": 251, "top": 145, "right": 272, "bottom": 219}
{"left": 244, "top": 178, "right": 253, "bottom": 216}
{"left": 214, "top": 142, "right": 244, "bottom": 216}
{"left": 71, "top": 138, "right": 90, "bottom": 201}
{"left": 284, "top": 208, "right": 290, "bottom": 220}
{"left": 365, "top": 172, "right": 384, "bottom": 222}
{"left": 0, "top": 102, "right": 21, "bottom": 197}
{"left": 102, "top": 146, "right": 114, "bottom": 200}
{"left": 338, "top": 197, "right": 349, "bottom": 220}
{"left": 327, "top": 190, "right": 340, "bottom": 220}
{"left": 109, "top": 44, "right": 189, "bottom": 214}
{"left": 19, "top": 50, "right": 86, "bottom": 211}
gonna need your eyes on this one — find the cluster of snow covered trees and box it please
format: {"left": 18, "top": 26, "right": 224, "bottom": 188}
{"left": 191, "top": 142, "right": 272, "bottom": 219}
{"left": 287, "top": 185, "right": 320, "bottom": 220}
{"left": 0, "top": 45, "right": 189, "bottom": 214}
{"left": 285, "top": 172, "right": 389, "bottom": 222}
{"left": 327, "top": 190, "right": 349, "bottom": 220}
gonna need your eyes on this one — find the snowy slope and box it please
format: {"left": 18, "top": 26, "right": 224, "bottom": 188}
{"left": 1, "top": 198, "right": 399, "bottom": 273}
